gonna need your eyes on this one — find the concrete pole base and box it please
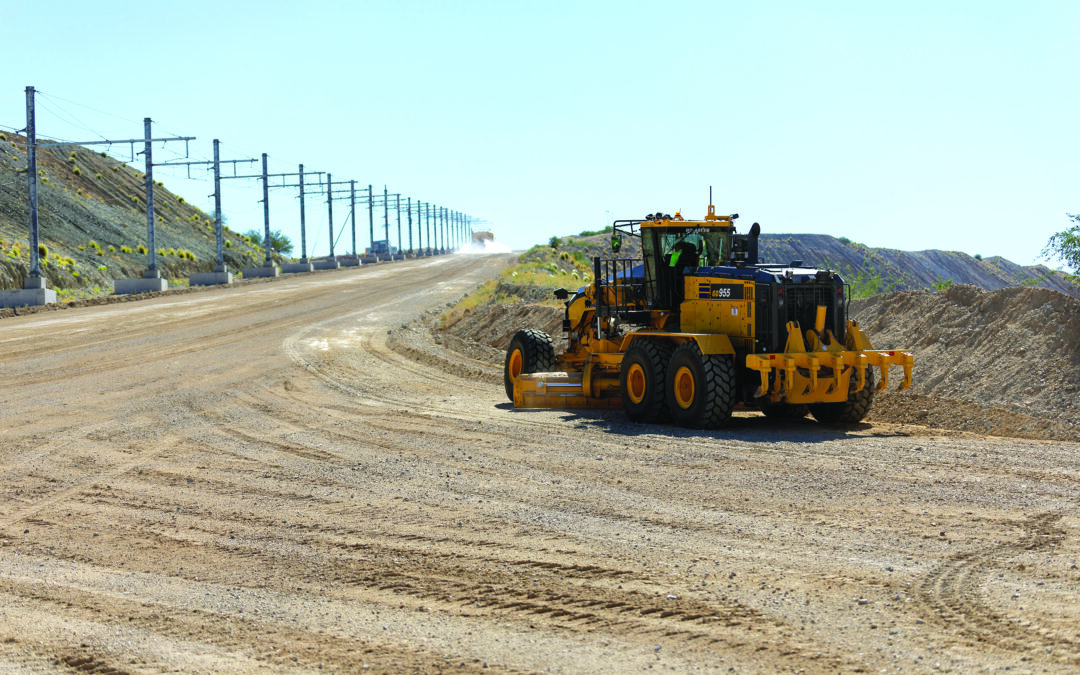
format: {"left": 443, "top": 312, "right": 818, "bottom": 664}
{"left": 337, "top": 255, "right": 361, "bottom": 267}
{"left": 0, "top": 280, "right": 57, "bottom": 308}
{"left": 114, "top": 276, "right": 168, "bottom": 295}
{"left": 190, "top": 271, "right": 234, "bottom": 286}
{"left": 312, "top": 258, "right": 340, "bottom": 271}
{"left": 282, "top": 261, "right": 315, "bottom": 274}
{"left": 241, "top": 265, "right": 280, "bottom": 278}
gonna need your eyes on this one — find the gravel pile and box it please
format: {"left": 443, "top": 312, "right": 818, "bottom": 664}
{"left": 852, "top": 284, "right": 1080, "bottom": 436}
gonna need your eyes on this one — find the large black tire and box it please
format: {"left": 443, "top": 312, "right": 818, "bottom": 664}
{"left": 665, "top": 342, "right": 737, "bottom": 429}
{"left": 619, "top": 339, "right": 674, "bottom": 423}
{"left": 761, "top": 403, "right": 810, "bottom": 420}
{"left": 809, "top": 367, "right": 875, "bottom": 424}
{"left": 504, "top": 329, "right": 556, "bottom": 401}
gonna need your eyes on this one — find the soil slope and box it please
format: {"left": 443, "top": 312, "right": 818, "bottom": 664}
{"left": 0, "top": 133, "right": 263, "bottom": 291}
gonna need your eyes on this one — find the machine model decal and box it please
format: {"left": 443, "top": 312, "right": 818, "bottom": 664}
{"left": 709, "top": 283, "right": 744, "bottom": 300}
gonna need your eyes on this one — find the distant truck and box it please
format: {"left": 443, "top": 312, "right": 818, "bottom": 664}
{"left": 367, "top": 240, "right": 394, "bottom": 256}
{"left": 472, "top": 231, "right": 494, "bottom": 246}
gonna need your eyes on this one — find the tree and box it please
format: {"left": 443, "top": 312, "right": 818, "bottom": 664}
{"left": 268, "top": 231, "right": 293, "bottom": 256}
{"left": 1042, "top": 213, "right": 1080, "bottom": 286}
{"left": 242, "top": 229, "right": 293, "bottom": 256}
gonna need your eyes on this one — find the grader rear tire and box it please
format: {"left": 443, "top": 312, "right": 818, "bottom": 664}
{"left": 665, "top": 342, "right": 737, "bottom": 429}
{"left": 809, "top": 368, "right": 875, "bottom": 424}
{"left": 504, "top": 329, "right": 556, "bottom": 402}
{"left": 619, "top": 340, "right": 674, "bottom": 423}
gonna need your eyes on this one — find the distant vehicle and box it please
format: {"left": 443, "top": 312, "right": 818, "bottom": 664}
{"left": 367, "top": 240, "right": 395, "bottom": 256}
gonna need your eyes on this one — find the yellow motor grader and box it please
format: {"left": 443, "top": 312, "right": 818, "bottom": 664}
{"left": 503, "top": 204, "right": 913, "bottom": 428}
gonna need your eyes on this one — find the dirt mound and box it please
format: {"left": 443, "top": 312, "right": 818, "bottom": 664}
{"left": 447, "top": 302, "right": 565, "bottom": 354}
{"left": 442, "top": 283, "right": 1080, "bottom": 442}
{"left": 852, "top": 284, "right": 1080, "bottom": 433}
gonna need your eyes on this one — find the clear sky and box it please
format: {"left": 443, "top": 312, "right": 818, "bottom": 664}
{"left": 4, "top": 1, "right": 1077, "bottom": 266}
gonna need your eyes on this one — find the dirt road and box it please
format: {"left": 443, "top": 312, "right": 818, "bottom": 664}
{"left": 1, "top": 254, "right": 1077, "bottom": 673}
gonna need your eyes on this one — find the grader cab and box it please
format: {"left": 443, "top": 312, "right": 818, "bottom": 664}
{"left": 504, "top": 204, "right": 913, "bottom": 429}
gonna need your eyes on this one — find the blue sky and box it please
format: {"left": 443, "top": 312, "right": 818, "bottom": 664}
{"left": 4, "top": 1, "right": 1077, "bottom": 266}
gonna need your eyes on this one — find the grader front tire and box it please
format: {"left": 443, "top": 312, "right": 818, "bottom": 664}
{"left": 809, "top": 368, "right": 876, "bottom": 424}
{"left": 504, "top": 329, "right": 556, "bottom": 401}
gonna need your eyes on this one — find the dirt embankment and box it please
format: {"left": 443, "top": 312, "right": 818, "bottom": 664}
{"left": 0, "top": 133, "right": 263, "bottom": 291}
{"left": 441, "top": 283, "right": 1080, "bottom": 442}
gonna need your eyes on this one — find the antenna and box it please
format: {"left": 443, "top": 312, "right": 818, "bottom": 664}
{"left": 709, "top": 185, "right": 713, "bottom": 206}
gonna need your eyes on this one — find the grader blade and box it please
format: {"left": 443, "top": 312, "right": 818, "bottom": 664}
{"left": 513, "top": 372, "right": 622, "bottom": 410}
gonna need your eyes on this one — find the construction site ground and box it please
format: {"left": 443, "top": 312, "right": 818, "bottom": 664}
{"left": 0, "top": 253, "right": 1077, "bottom": 673}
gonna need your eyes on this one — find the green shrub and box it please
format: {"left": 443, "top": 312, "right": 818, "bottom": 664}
{"left": 97, "top": 265, "right": 107, "bottom": 271}
{"left": 129, "top": 195, "right": 139, "bottom": 204}
{"left": 38, "top": 243, "right": 47, "bottom": 260}
{"left": 108, "top": 245, "right": 116, "bottom": 253}
{"left": 78, "top": 245, "right": 86, "bottom": 251}
{"left": 137, "top": 244, "right": 148, "bottom": 255}
{"left": 89, "top": 240, "right": 100, "bottom": 249}
{"left": 577, "top": 226, "right": 613, "bottom": 237}
{"left": 72, "top": 166, "right": 82, "bottom": 176}
{"left": 0, "top": 133, "right": 6, "bottom": 141}
{"left": 224, "top": 240, "right": 232, "bottom": 248}
{"left": 95, "top": 172, "right": 103, "bottom": 180}
{"left": 72, "top": 271, "right": 79, "bottom": 278}
{"left": 974, "top": 253, "right": 982, "bottom": 261}
{"left": 120, "top": 246, "right": 132, "bottom": 253}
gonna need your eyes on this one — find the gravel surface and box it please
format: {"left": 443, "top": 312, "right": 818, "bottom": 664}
{"left": 0, "top": 254, "right": 1078, "bottom": 673}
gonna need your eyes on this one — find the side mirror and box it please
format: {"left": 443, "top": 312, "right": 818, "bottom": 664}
{"left": 611, "top": 234, "right": 622, "bottom": 253}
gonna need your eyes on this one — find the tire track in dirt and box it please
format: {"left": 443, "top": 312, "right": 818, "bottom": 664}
{"left": 0, "top": 575, "right": 497, "bottom": 674}
{"left": 917, "top": 513, "right": 1080, "bottom": 664}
